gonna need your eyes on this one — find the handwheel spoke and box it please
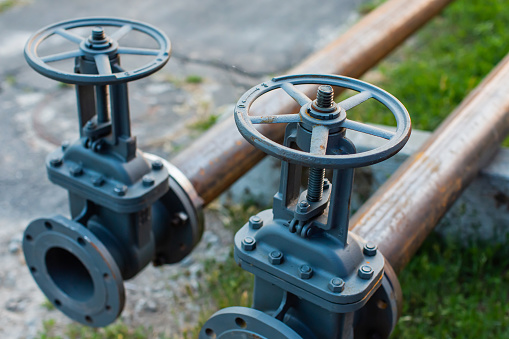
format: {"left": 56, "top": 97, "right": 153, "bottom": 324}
{"left": 338, "top": 91, "right": 372, "bottom": 111}
{"left": 41, "top": 50, "right": 83, "bottom": 62}
{"left": 117, "top": 47, "right": 160, "bottom": 56}
{"left": 110, "top": 24, "right": 133, "bottom": 41}
{"left": 309, "top": 125, "right": 330, "bottom": 155}
{"left": 341, "top": 119, "right": 395, "bottom": 140}
{"left": 54, "top": 28, "right": 85, "bottom": 44}
{"left": 281, "top": 83, "right": 312, "bottom": 106}
{"left": 94, "top": 54, "right": 112, "bottom": 75}
{"left": 249, "top": 114, "right": 301, "bottom": 124}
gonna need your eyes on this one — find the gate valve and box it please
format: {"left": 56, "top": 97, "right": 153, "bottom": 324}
{"left": 200, "top": 74, "right": 410, "bottom": 338}
{"left": 22, "top": 18, "right": 203, "bottom": 327}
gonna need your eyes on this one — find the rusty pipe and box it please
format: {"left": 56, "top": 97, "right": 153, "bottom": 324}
{"left": 173, "top": 0, "right": 453, "bottom": 206}
{"left": 350, "top": 52, "right": 509, "bottom": 274}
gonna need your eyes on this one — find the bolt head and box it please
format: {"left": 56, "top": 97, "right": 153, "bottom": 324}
{"left": 242, "top": 237, "right": 256, "bottom": 251}
{"left": 114, "top": 184, "right": 128, "bottom": 196}
{"left": 297, "top": 200, "right": 310, "bottom": 213}
{"left": 328, "top": 277, "right": 345, "bottom": 293}
{"left": 85, "top": 121, "right": 96, "bottom": 129}
{"left": 299, "top": 265, "right": 313, "bottom": 279}
{"left": 363, "top": 243, "right": 378, "bottom": 256}
{"left": 323, "top": 179, "right": 330, "bottom": 189}
{"left": 49, "top": 157, "right": 63, "bottom": 167}
{"left": 152, "top": 160, "right": 164, "bottom": 171}
{"left": 249, "top": 215, "right": 263, "bottom": 229}
{"left": 61, "top": 141, "right": 70, "bottom": 151}
{"left": 69, "top": 164, "right": 83, "bottom": 176}
{"left": 172, "top": 212, "right": 189, "bottom": 226}
{"left": 358, "top": 265, "right": 374, "bottom": 280}
{"left": 91, "top": 175, "right": 105, "bottom": 187}
{"left": 268, "top": 250, "right": 283, "bottom": 265}
{"left": 142, "top": 175, "right": 155, "bottom": 187}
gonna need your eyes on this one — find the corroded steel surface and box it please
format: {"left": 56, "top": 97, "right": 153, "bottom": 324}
{"left": 173, "top": 0, "right": 453, "bottom": 206}
{"left": 350, "top": 52, "right": 509, "bottom": 274}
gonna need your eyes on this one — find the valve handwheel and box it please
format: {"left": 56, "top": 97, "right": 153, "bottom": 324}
{"left": 234, "top": 74, "right": 411, "bottom": 169}
{"left": 24, "top": 17, "right": 171, "bottom": 85}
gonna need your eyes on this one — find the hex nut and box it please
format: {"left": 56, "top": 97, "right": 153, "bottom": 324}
{"left": 91, "top": 175, "right": 105, "bottom": 187}
{"left": 114, "top": 184, "right": 128, "bottom": 196}
{"left": 268, "top": 250, "right": 284, "bottom": 265}
{"left": 328, "top": 277, "right": 345, "bottom": 293}
{"left": 152, "top": 160, "right": 164, "bottom": 171}
{"left": 299, "top": 265, "right": 313, "bottom": 279}
{"left": 69, "top": 164, "right": 83, "bottom": 176}
{"left": 363, "top": 243, "right": 378, "bottom": 256}
{"left": 358, "top": 265, "right": 374, "bottom": 280}
{"left": 242, "top": 237, "right": 256, "bottom": 251}
{"left": 142, "top": 175, "right": 155, "bottom": 187}
{"left": 297, "top": 201, "right": 310, "bottom": 213}
{"left": 49, "top": 157, "right": 63, "bottom": 167}
{"left": 249, "top": 216, "right": 263, "bottom": 229}
{"left": 323, "top": 179, "right": 330, "bottom": 189}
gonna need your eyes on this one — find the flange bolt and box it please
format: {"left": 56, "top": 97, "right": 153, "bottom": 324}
{"left": 85, "top": 120, "right": 96, "bottom": 130}
{"left": 249, "top": 215, "right": 263, "bottom": 229}
{"left": 142, "top": 175, "right": 155, "bottom": 187}
{"left": 61, "top": 141, "right": 70, "bottom": 151}
{"left": 358, "top": 265, "right": 374, "bottom": 280}
{"left": 114, "top": 184, "right": 128, "bottom": 196}
{"left": 152, "top": 160, "right": 164, "bottom": 171}
{"left": 91, "top": 174, "right": 105, "bottom": 187}
{"left": 49, "top": 157, "right": 63, "bottom": 167}
{"left": 328, "top": 277, "right": 345, "bottom": 293}
{"left": 268, "top": 250, "right": 284, "bottom": 265}
{"left": 363, "top": 243, "right": 378, "bottom": 256}
{"left": 299, "top": 265, "right": 313, "bottom": 279}
{"left": 69, "top": 164, "right": 83, "bottom": 177}
{"left": 242, "top": 237, "right": 256, "bottom": 251}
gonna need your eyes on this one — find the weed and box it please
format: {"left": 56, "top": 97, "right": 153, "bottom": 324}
{"left": 41, "top": 298, "right": 56, "bottom": 311}
{"left": 0, "top": 0, "right": 17, "bottom": 13}
{"left": 185, "top": 75, "right": 203, "bottom": 84}
{"left": 188, "top": 114, "right": 218, "bottom": 132}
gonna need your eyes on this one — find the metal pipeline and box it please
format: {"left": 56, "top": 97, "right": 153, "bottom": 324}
{"left": 172, "top": 0, "right": 454, "bottom": 206}
{"left": 350, "top": 51, "right": 509, "bottom": 274}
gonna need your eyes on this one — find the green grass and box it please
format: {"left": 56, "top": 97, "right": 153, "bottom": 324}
{"left": 185, "top": 75, "right": 203, "bottom": 84}
{"left": 0, "top": 0, "right": 18, "bottom": 12}
{"left": 393, "top": 233, "right": 509, "bottom": 338}
{"left": 187, "top": 114, "right": 219, "bottom": 132}
{"left": 37, "top": 319, "right": 157, "bottom": 339}
{"left": 345, "top": 0, "right": 509, "bottom": 146}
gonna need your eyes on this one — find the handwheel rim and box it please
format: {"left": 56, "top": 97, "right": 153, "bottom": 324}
{"left": 24, "top": 17, "right": 171, "bottom": 85}
{"left": 234, "top": 74, "right": 411, "bottom": 169}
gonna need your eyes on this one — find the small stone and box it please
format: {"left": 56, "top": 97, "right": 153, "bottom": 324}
{"left": 144, "top": 299, "right": 158, "bottom": 313}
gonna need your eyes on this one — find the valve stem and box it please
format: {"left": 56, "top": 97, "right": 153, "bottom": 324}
{"left": 306, "top": 86, "right": 333, "bottom": 202}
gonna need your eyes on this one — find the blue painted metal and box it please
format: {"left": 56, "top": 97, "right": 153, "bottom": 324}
{"left": 22, "top": 18, "right": 203, "bottom": 327}
{"left": 201, "top": 74, "right": 409, "bottom": 338}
